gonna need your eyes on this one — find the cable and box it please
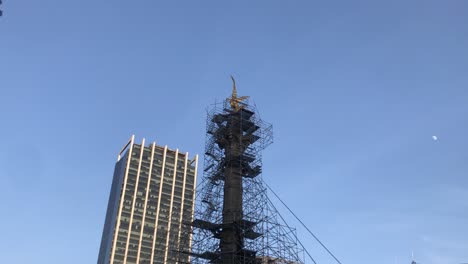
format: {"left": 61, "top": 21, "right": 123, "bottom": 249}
{"left": 263, "top": 180, "right": 343, "bottom": 264}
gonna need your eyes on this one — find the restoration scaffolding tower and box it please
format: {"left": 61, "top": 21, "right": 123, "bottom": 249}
{"left": 183, "top": 77, "right": 304, "bottom": 264}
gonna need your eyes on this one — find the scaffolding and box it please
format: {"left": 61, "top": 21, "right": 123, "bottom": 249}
{"left": 179, "top": 93, "right": 305, "bottom": 264}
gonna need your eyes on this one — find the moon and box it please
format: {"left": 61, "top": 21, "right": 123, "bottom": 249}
{"left": 432, "top": 136, "right": 438, "bottom": 141}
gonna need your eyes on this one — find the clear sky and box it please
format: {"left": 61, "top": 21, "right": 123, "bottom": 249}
{"left": 1, "top": 1, "right": 467, "bottom": 264}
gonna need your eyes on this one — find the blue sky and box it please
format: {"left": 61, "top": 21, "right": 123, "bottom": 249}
{"left": 1, "top": 1, "right": 467, "bottom": 264}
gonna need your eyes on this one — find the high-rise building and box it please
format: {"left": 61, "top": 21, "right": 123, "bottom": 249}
{"left": 97, "top": 135, "right": 198, "bottom": 264}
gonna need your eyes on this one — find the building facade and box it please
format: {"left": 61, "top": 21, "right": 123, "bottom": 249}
{"left": 98, "top": 135, "right": 198, "bottom": 264}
